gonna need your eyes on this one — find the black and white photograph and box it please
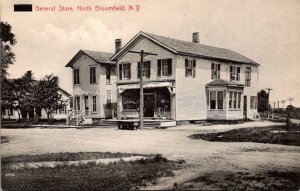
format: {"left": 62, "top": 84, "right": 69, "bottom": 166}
{"left": 1, "top": 0, "right": 300, "bottom": 190}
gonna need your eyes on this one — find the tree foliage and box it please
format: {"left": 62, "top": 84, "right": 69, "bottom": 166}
{"left": 35, "top": 74, "right": 67, "bottom": 119}
{"left": 14, "top": 71, "right": 35, "bottom": 119}
{"left": 1, "top": 21, "right": 17, "bottom": 80}
{"left": 258, "top": 90, "right": 269, "bottom": 112}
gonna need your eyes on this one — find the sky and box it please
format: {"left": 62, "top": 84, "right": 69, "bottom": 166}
{"left": 1, "top": 0, "right": 300, "bottom": 107}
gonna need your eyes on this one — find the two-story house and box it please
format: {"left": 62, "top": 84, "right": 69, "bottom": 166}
{"left": 65, "top": 49, "right": 117, "bottom": 122}
{"left": 111, "top": 31, "right": 259, "bottom": 121}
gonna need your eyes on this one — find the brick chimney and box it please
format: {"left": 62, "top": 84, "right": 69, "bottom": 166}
{"left": 115, "top": 39, "right": 122, "bottom": 53}
{"left": 192, "top": 32, "right": 199, "bottom": 43}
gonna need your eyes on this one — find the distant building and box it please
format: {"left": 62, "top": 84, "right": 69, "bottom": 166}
{"left": 111, "top": 31, "right": 259, "bottom": 121}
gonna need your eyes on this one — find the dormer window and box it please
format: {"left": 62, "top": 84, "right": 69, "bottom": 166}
{"left": 230, "top": 66, "right": 240, "bottom": 81}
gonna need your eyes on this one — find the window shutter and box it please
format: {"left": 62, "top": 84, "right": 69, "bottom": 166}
{"left": 218, "top": 64, "right": 220, "bottom": 71}
{"left": 157, "top": 60, "right": 161, "bottom": 77}
{"left": 137, "top": 62, "right": 140, "bottom": 78}
{"left": 148, "top": 61, "right": 151, "bottom": 78}
{"left": 237, "top": 67, "right": 240, "bottom": 73}
{"left": 168, "top": 59, "right": 172, "bottom": 75}
{"left": 185, "top": 59, "right": 188, "bottom": 77}
{"left": 119, "top": 64, "right": 122, "bottom": 80}
{"left": 73, "top": 69, "right": 76, "bottom": 84}
{"left": 128, "top": 64, "right": 131, "bottom": 79}
{"left": 77, "top": 69, "right": 80, "bottom": 84}
{"left": 90, "top": 68, "right": 92, "bottom": 84}
{"left": 193, "top": 60, "right": 196, "bottom": 77}
{"left": 230, "top": 66, "right": 233, "bottom": 73}
{"left": 211, "top": 63, "right": 214, "bottom": 70}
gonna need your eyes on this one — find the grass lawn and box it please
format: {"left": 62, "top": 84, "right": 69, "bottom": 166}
{"left": 176, "top": 170, "right": 300, "bottom": 191}
{"left": 2, "top": 153, "right": 183, "bottom": 191}
{"left": 190, "top": 124, "right": 300, "bottom": 146}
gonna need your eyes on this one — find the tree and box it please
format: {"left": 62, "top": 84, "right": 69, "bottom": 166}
{"left": 14, "top": 71, "right": 35, "bottom": 120}
{"left": 1, "top": 21, "right": 17, "bottom": 80}
{"left": 1, "top": 21, "right": 17, "bottom": 118}
{"left": 35, "top": 74, "right": 66, "bottom": 119}
{"left": 1, "top": 78, "right": 16, "bottom": 119}
{"left": 257, "top": 90, "right": 269, "bottom": 112}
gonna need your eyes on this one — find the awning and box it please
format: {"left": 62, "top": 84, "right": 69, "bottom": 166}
{"left": 118, "top": 82, "right": 173, "bottom": 94}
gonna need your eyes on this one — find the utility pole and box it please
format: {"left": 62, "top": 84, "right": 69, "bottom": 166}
{"left": 128, "top": 50, "right": 157, "bottom": 129}
{"left": 265, "top": 88, "right": 273, "bottom": 118}
{"left": 287, "top": 97, "right": 294, "bottom": 105}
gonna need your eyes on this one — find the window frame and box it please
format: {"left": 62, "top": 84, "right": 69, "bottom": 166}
{"left": 211, "top": 63, "right": 221, "bottom": 80}
{"left": 250, "top": 96, "right": 257, "bottom": 109}
{"left": 90, "top": 66, "right": 96, "bottom": 84}
{"left": 157, "top": 59, "right": 172, "bottom": 77}
{"left": 73, "top": 68, "right": 80, "bottom": 85}
{"left": 230, "top": 65, "right": 240, "bottom": 81}
{"left": 245, "top": 66, "right": 251, "bottom": 87}
{"left": 229, "top": 90, "right": 242, "bottom": 110}
{"left": 119, "top": 63, "right": 131, "bottom": 80}
{"left": 209, "top": 90, "right": 224, "bottom": 110}
{"left": 92, "top": 96, "right": 97, "bottom": 113}
{"left": 185, "top": 59, "right": 196, "bottom": 78}
{"left": 138, "top": 61, "right": 151, "bottom": 79}
{"left": 75, "top": 96, "right": 81, "bottom": 111}
{"left": 106, "top": 66, "right": 111, "bottom": 84}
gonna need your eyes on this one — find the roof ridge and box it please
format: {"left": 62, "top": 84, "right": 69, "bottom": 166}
{"left": 81, "top": 49, "right": 114, "bottom": 54}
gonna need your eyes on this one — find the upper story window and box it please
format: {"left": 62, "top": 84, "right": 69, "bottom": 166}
{"left": 185, "top": 59, "right": 196, "bottom": 77}
{"left": 230, "top": 66, "right": 240, "bottom": 81}
{"left": 106, "top": 66, "right": 111, "bottom": 84}
{"left": 138, "top": 61, "right": 151, "bottom": 79}
{"left": 119, "top": 63, "right": 131, "bottom": 80}
{"left": 209, "top": 91, "right": 224, "bottom": 110}
{"left": 73, "top": 68, "right": 80, "bottom": 85}
{"left": 245, "top": 67, "right": 251, "bottom": 87}
{"left": 211, "top": 63, "right": 220, "bottom": 80}
{"left": 90, "top": 66, "right": 96, "bottom": 84}
{"left": 158, "top": 59, "right": 172, "bottom": 77}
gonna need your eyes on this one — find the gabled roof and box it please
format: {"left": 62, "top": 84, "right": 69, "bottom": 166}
{"left": 111, "top": 31, "right": 259, "bottom": 66}
{"left": 66, "top": 50, "right": 114, "bottom": 67}
{"left": 206, "top": 79, "right": 244, "bottom": 88}
{"left": 58, "top": 87, "right": 72, "bottom": 97}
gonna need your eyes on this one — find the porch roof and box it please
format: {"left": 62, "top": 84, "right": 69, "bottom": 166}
{"left": 206, "top": 79, "right": 244, "bottom": 88}
{"left": 118, "top": 82, "right": 173, "bottom": 94}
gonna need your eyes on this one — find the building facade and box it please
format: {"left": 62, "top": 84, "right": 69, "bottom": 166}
{"left": 65, "top": 50, "right": 117, "bottom": 120}
{"left": 111, "top": 31, "right": 259, "bottom": 121}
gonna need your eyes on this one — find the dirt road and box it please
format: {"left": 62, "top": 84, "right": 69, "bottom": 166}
{"left": 1, "top": 121, "right": 299, "bottom": 189}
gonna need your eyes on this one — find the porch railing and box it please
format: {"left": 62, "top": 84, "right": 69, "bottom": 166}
{"left": 66, "top": 110, "right": 92, "bottom": 125}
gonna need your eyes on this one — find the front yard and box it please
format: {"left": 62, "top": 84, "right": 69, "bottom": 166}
{"left": 1, "top": 121, "right": 299, "bottom": 190}
{"left": 190, "top": 123, "right": 300, "bottom": 146}
{"left": 2, "top": 152, "right": 183, "bottom": 191}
